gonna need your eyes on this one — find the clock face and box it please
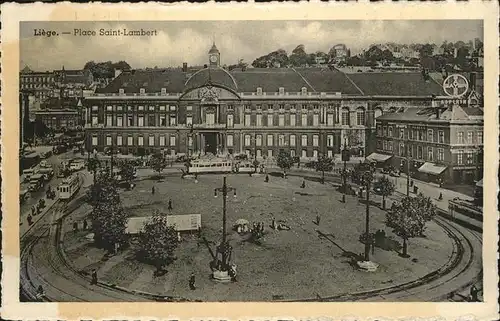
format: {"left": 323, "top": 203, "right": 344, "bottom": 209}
{"left": 210, "top": 55, "right": 218, "bottom": 63}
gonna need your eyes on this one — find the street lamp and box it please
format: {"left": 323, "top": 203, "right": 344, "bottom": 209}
{"left": 213, "top": 176, "right": 237, "bottom": 281}
{"left": 359, "top": 162, "right": 375, "bottom": 262}
{"left": 341, "top": 137, "right": 350, "bottom": 203}
{"left": 397, "top": 124, "right": 411, "bottom": 196}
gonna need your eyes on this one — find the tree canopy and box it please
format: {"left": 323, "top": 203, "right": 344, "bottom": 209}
{"left": 87, "top": 169, "right": 128, "bottom": 251}
{"left": 149, "top": 152, "right": 167, "bottom": 176}
{"left": 385, "top": 194, "right": 437, "bottom": 257}
{"left": 315, "top": 155, "right": 335, "bottom": 184}
{"left": 276, "top": 151, "right": 295, "bottom": 175}
{"left": 83, "top": 60, "right": 131, "bottom": 79}
{"left": 374, "top": 175, "right": 395, "bottom": 209}
{"left": 138, "top": 212, "right": 179, "bottom": 272}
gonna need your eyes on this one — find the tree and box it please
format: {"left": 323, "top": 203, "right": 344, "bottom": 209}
{"left": 149, "top": 152, "right": 167, "bottom": 178}
{"left": 315, "top": 155, "right": 334, "bottom": 184}
{"left": 289, "top": 44, "right": 308, "bottom": 67}
{"left": 385, "top": 194, "right": 436, "bottom": 257}
{"left": 87, "top": 169, "right": 128, "bottom": 252}
{"left": 375, "top": 175, "right": 395, "bottom": 209}
{"left": 87, "top": 155, "right": 101, "bottom": 183}
{"left": 276, "top": 151, "right": 294, "bottom": 178}
{"left": 118, "top": 160, "right": 136, "bottom": 189}
{"left": 252, "top": 159, "right": 260, "bottom": 173}
{"left": 138, "top": 212, "right": 179, "bottom": 273}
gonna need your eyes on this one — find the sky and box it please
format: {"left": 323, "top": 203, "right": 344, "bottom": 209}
{"left": 20, "top": 20, "right": 483, "bottom": 71}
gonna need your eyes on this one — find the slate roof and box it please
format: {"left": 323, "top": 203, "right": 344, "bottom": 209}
{"left": 346, "top": 72, "right": 446, "bottom": 96}
{"left": 96, "top": 68, "right": 449, "bottom": 97}
{"left": 377, "top": 106, "right": 483, "bottom": 122}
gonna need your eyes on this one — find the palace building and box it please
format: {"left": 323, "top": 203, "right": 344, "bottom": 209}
{"left": 83, "top": 43, "right": 453, "bottom": 160}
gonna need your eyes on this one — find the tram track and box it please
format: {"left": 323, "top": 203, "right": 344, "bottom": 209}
{"left": 20, "top": 171, "right": 482, "bottom": 302}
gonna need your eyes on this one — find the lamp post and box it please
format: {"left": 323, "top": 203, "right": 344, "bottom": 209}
{"left": 341, "top": 137, "right": 349, "bottom": 203}
{"left": 398, "top": 124, "right": 410, "bottom": 196}
{"left": 357, "top": 162, "right": 375, "bottom": 262}
{"left": 213, "top": 176, "right": 237, "bottom": 278}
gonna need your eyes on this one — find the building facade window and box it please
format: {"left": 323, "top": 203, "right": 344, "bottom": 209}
{"left": 170, "top": 136, "right": 176, "bottom": 146}
{"left": 106, "top": 115, "right": 112, "bottom": 126}
{"left": 342, "top": 108, "right": 349, "bottom": 125}
{"left": 159, "top": 136, "right": 165, "bottom": 146}
{"left": 399, "top": 143, "right": 405, "bottom": 156}
{"left": 186, "top": 116, "right": 193, "bottom": 126}
{"left": 149, "top": 135, "right": 155, "bottom": 146}
{"left": 466, "top": 151, "right": 474, "bottom": 165}
{"left": 227, "top": 135, "right": 234, "bottom": 147}
{"left": 457, "top": 132, "right": 464, "bottom": 144}
{"left": 148, "top": 114, "right": 155, "bottom": 127}
{"left": 388, "top": 126, "right": 393, "bottom": 137}
{"left": 279, "top": 114, "right": 285, "bottom": 126}
{"left": 457, "top": 150, "right": 463, "bottom": 164}
{"left": 187, "top": 105, "right": 193, "bottom": 111}
{"left": 267, "top": 134, "right": 273, "bottom": 146}
{"left": 327, "top": 135, "right": 334, "bottom": 147}
{"left": 278, "top": 134, "right": 285, "bottom": 146}
{"left": 188, "top": 136, "right": 193, "bottom": 147}
{"left": 327, "top": 113, "right": 334, "bottom": 126}
{"left": 138, "top": 116, "right": 144, "bottom": 127}
{"left": 301, "top": 114, "right": 308, "bottom": 126}
{"left": 92, "top": 116, "right": 98, "bottom": 126}
{"left": 117, "top": 136, "right": 123, "bottom": 146}
{"left": 290, "top": 134, "right": 296, "bottom": 146}
{"left": 313, "top": 135, "right": 319, "bottom": 147}
{"left": 127, "top": 136, "right": 133, "bottom": 146}
{"left": 301, "top": 134, "right": 308, "bottom": 146}
{"left": 438, "top": 130, "right": 444, "bottom": 143}
{"left": 301, "top": 149, "right": 307, "bottom": 158}
{"left": 160, "top": 116, "right": 166, "bottom": 126}
{"left": 117, "top": 116, "right": 123, "bottom": 127}
{"left": 268, "top": 114, "right": 273, "bottom": 126}
{"left": 290, "top": 114, "right": 296, "bottom": 126}
{"left": 206, "top": 113, "right": 214, "bottom": 125}
{"left": 477, "top": 131, "right": 483, "bottom": 144}
{"left": 128, "top": 115, "right": 134, "bottom": 126}
{"left": 400, "top": 128, "right": 404, "bottom": 139}
{"left": 290, "top": 149, "right": 296, "bottom": 157}
{"left": 356, "top": 108, "right": 365, "bottom": 126}
{"left": 245, "top": 135, "right": 251, "bottom": 146}
{"left": 256, "top": 114, "right": 262, "bottom": 127}
{"left": 245, "top": 114, "right": 251, "bottom": 126}
{"left": 279, "top": 87, "right": 284, "bottom": 95}
{"left": 467, "top": 131, "right": 473, "bottom": 144}
{"left": 256, "top": 135, "right": 262, "bottom": 146}
{"left": 267, "top": 150, "right": 273, "bottom": 158}
{"left": 92, "top": 136, "right": 98, "bottom": 146}
{"left": 138, "top": 136, "right": 144, "bottom": 146}
{"left": 437, "top": 148, "right": 444, "bottom": 161}
{"left": 313, "top": 114, "right": 319, "bottom": 126}
{"left": 417, "top": 146, "right": 422, "bottom": 159}
{"left": 428, "top": 129, "right": 434, "bottom": 142}
{"left": 428, "top": 147, "right": 433, "bottom": 161}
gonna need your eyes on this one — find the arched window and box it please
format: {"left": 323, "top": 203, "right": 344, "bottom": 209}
{"left": 341, "top": 107, "right": 350, "bottom": 125}
{"left": 374, "top": 108, "right": 383, "bottom": 119}
{"left": 356, "top": 107, "right": 366, "bottom": 126}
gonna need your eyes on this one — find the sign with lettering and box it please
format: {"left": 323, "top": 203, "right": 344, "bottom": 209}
{"left": 443, "top": 74, "right": 469, "bottom": 98}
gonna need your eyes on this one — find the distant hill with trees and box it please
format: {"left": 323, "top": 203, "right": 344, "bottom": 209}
{"left": 83, "top": 61, "right": 131, "bottom": 79}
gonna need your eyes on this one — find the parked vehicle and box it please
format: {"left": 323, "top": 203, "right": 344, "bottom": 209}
{"left": 188, "top": 159, "right": 233, "bottom": 174}
{"left": 40, "top": 150, "right": 53, "bottom": 159}
{"left": 20, "top": 189, "right": 30, "bottom": 204}
{"left": 22, "top": 168, "right": 37, "bottom": 182}
{"left": 38, "top": 167, "right": 54, "bottom": 181}
{"left": 69, "top": 160, "right": 85, "bottom": 172}
{"left": 28, "top": 174, "right": 45, "bottom": 192}
{"left": 234, "top": 161, "right": 255, "bottom": 173}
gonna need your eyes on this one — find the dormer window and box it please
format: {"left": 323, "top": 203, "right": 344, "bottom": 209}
{"left": 119, "top": 88, "right": 125, "bottom": 95}
{"left": 301, "top": 104, "right": 307, "bottom": 110}
{"left": 279, "top": 87, "right": 285, "bottom": 95}
{"left": 301, "top": 87, "right": 307, "bottom": 95}
{"left": 268, "top": 105, "right": 273, "bottom": 111}
{"left": 140, "top": 88, "right": 145, "bottom": 95}
{"left": 257, "top": 87, "right": 263, "bottom": 95}
{"left": 161, "top": 88, "right": 167, "bottom": 95}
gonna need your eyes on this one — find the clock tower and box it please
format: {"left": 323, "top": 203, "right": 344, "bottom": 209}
{"left": 208, "top": 42, "right": 220, "bottom": 68}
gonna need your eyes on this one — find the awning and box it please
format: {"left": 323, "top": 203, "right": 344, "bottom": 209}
{"left": 418, "top": 162, "right": 447, "bottom": 175}
{"left": 366, "top": 153, "right": 393, "bottom": 163}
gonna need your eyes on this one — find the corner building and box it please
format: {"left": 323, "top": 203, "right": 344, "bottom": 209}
{"left": 83, "top": 43, "right": 448, "bottom": 160}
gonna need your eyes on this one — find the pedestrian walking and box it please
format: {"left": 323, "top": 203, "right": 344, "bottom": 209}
{"left": 316, "top": 215, "right": 321, "bottom": 225}
{"left": 168, "top": 199, "right": 173, "bottom": 211}
{"left": 260, "top": 222, "right": 264, "bottom": 233}
{"left": 271, "top": 218, "right": 276, "bottom": 230}
{"left": 265, "top": 174, "right": 269, "bottom": 183}
{"left": 31, "top": 206, "right": 35, "bottom": 216}
{"left": 73, "top": 221, "right": 78, "bottom": 232}
{"left": 189, "top": 272, "right": 196, "bottom": 290}
{"left": 371, "top": 239, "right": 376, "bottom": 255}
{"left": 301, "top": 180, "right": 306, "bottom": 188}
{"left": 470, "top": 285, "right": 479, "bottom": 302}
{"left": 152, "top": 186, "right": 155, "bottom": 195}
{"left": 27, "top": 214, "right": 33, "bottom": 225}
{"left": 91, "top": 269, "right": 98, "bottom": 285}
{"left": 438, "top": 193, "right": 443, "bottom": 201}
{"left": 83, "top": 219, "right": 88, "bottom": 230}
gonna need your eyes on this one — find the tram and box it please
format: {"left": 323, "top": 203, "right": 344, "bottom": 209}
{"left": 233, "top": 161, "right": 255, "bottom": 173}
{"left": 58, "top": 174, "right": 80, "bottom": 199}
{"left": 188, "top": 159, "right": 233, "bottom": 174}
